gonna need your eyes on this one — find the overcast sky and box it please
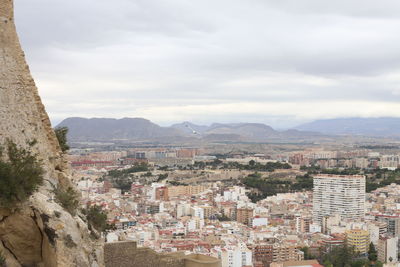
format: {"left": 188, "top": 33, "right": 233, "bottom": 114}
{"left": 14, "top": 0, "right": 400, "bottom": 128}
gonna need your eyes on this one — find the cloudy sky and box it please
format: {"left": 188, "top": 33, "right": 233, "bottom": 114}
{"left": 14, "top": 0, "right": 400, "bottom": 128}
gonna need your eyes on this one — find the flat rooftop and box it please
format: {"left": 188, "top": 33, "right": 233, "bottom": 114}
{"left": 314, "top": 174, "right": 366, "bottom": 179}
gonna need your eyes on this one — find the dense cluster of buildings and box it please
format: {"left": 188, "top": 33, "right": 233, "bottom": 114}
{"left": 289, "top": 149, "right": 400, "bottom": 170}
{"left": 69, "top": 148, "right": 201, "bottom": 169}
{"left": 70, "top": 148, "right": 400, "bottom": 267}
{"left": 68, "top": 147, "right": 400, "bottom": 172}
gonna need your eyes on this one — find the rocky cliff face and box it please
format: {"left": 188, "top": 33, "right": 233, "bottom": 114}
{"left": 0, "top": 0, "right": 103, "bottom": 266}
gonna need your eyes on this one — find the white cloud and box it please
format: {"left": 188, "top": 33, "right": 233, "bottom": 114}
{"left": 14, "top": 0, "right": 400, "bottom": 128}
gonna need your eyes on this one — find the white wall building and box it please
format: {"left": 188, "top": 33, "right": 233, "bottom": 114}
{"left": 378, "top": 236, "right": 398, "bottom": 263}
{"left": 313, "top": 175, "right": 366, "bottom": 225}
{"left": 190, "top": 206, "right": 204, "bottom": 219}
{"left": 253, "top": 217, "right": 268, "bottom": 227}
{"left": 176, "top": 203, "right": 191, "bottom": 218}
{"left": 216, "top": 244, "right": 253, "bottom": 267}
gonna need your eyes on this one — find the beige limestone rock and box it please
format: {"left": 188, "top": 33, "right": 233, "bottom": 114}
{"left": 0, "top": 0, "right": 104, "bottom": 266}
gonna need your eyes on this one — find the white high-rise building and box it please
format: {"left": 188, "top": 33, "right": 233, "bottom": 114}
{"left": 313, "top": 174, "right": 365, "bottom": 225}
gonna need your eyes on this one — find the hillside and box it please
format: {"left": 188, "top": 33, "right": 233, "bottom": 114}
{"left": 59, "top": 118, "right": 326, "bottom": 143}
{"left": 57, "top": 117, "right": 185, "bottom": 141}
{"left": 295, "top": 118, "right": 400, "bottom": 137}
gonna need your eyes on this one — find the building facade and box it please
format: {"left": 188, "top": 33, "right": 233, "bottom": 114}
{"left": 236, "top": 207, "right": 254, "bottom": 227}
{"left": 345, "top": 229, "right": 370, "bottom": 254}
{"left": 377, "top": 236, "right": 398, "bottom": 263}
{"left": 313, "top": 175, "right": 366, "bottom": 225}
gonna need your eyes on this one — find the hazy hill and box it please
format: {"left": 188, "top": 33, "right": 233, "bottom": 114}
{"left": 295, "top": 117, "right": 400, "bottom": 137}
{"left": 58, "top": 117, "right": 327, "bottom": 143}
{"left": 173, "top": 122, "right": 322, "bottom": 141}
{"left": 57, "top": 117, "right": 184, "bottom": 141}
{"left": 58, "top": 116, "right": 400, "bottom": 143}
{"left": 205, "top": 123, "right": 278, "bottom": 140}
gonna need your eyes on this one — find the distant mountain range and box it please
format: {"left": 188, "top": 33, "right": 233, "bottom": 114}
{"left": 295, "top": 117, "right": 400, "bottom": 137}
{"left": 57, "top": 117, "right": 183, "bottom": 142}
{"left": 57, "top": 117, "right": 324, "bottom": 143}
{"left": 56, "top": 117, "right": 400, "bottom": 144}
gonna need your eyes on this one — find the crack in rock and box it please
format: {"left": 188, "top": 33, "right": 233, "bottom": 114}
{"left": 31, "top": 209, "right": 45, "bottom": 260}
{"left": 0, "top": 239, "right": 22, "bottom": 265}
{"left": 0, "top": 215, "right": 9, "bottom": 224}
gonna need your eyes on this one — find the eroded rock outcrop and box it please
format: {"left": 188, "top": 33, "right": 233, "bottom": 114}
{"left": 0, "top": 0, "right": 104, "bottom": 266}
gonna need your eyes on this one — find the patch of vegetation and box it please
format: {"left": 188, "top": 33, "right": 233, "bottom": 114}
{"left": 300, "top": 165, "right": 321, "bottom": 172}
{"left": 300, "top": 247, "right": 316, "bottom": 260}
{"left": 156, "top": 173, "right": 168, "bottom": 182}
{"left": 54, "top": 127, "right": 70, "bottom": 152}
{"left": 108, "top": 176, "right": 132, "bottom": 192}
{"left": 108, "top": 163, "right": 149, "bottom": 178}
{"left": 142, "top": 171, "right": 152, "bottom": 177}
{"left": 243, "top": 173, "right": 307, "bottom": 202}
{"left": 52, "top": 184, "right": 80, "bottom": 216}
{"left": 291, "top": 174, "right": 313, "bottom": 191}
{"left": 192, "top": 159, "right": 292, "bottom": 171}
{"left": 0, "top": 140, "right": 44, "bottom": 208}
{"left": 168, "top": 181, "right": 186, "bottom": 186}
{"left": 320, "top": 168, "right": 361, "bottom": 175}
{"left": 365, "top": 168, "right": 400, "bottom": 192}
{"left": 247, "top": 160, "right": 292, "bottom": 171}
{"left": 216, "top": 214, "right": 231, "bottom": 221}
{"left": 247, "top": 192, "right": 267, "bottom": 203}
{"left": 322, "top": 242, "right": 382, "bottom": 267}
{"left": 84, "top": 205, "right": 113, "bottom": 233}
{"left": 368, "top": 243, "right": 377, "bottom": 263}
{"left": 158, "top": 165, "right": 169, "bottom": 171}
{"left": 106, "top": 163, "right": 150, "bottom": 192}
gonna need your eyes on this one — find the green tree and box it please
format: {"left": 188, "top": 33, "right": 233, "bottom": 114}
{"left": 323, "top": 243, "right": 357, "bottom": 267}
{"left": 300, "top": 246, "right": 315, "bottom": 260}
{"left": 351, "top": 259, "right": 366, "bottom": 267}
{"left": 54, "top": 127, "right": 70, "bottom": 152}
{"left": 368, "top": 242, "right": 378, "bottom": 262}
{"left": 156, "top": 173, "right": 168, "bottom": 182}
{"left": 52, "top": 184, "right": 80, "bottom": 215}
{"left": 85, "top": 205, "right": 110, "bottom": 232}
{"left": 0, "top": 140, "right": 44, "bottom": 207}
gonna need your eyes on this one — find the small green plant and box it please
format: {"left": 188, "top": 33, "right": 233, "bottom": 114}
{"left": 54, "top": 127, "right": 69, "bottom": 152}
{"left": 52, "top": 184, "right": 80, "bottom": 216}
{"left": 84, "top": 205, "right": 110, "bottom": 233}
{"left": 0, "top": 140, "right": 44, "bottom": 207}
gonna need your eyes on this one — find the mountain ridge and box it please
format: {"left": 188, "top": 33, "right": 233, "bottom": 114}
{"left": 57, "top": 117, "right": 325, "bottom": 143}
{"left": 295, "top": 117, "right": 400, "bottom": 137}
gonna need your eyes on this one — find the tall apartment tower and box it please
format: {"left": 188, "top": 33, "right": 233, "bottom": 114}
{"left": 313, "top": 174, "right": 366, "bottom": 225}
{"left": 237, "top": 207, "right": 254, "bottom": 227}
